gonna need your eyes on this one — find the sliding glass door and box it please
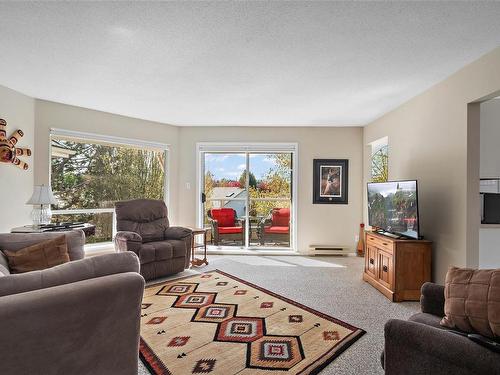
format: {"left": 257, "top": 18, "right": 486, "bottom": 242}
{"left": 199, "top": 144, "right": 296, "bottom": 250}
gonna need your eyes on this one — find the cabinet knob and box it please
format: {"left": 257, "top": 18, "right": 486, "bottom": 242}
{"left": 383, "top": 265, "right": 388, "bottom": 272}
{"left": 369, "top": 258, "right": 374, "bottom": 265}
{"left": 382, "top": 242, "right": 388, "bottom": 246}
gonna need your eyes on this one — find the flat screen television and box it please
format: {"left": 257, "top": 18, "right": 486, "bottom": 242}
{"left": 367, "top": 180, "right": 420, "bottom": 239}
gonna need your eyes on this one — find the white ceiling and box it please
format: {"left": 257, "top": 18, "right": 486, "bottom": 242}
{"left": 1, "top": 2, "right": 500, "bottom": 127}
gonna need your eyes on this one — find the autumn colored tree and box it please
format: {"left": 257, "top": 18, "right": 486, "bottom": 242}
{"left": 248, "top": 153, "right": 292, "bottom": 217}
{"left": 204, "top": 171, "right": 215, "bottom": 199}
{"left": 239, "top": 170, "right": 257, "bottom": 189}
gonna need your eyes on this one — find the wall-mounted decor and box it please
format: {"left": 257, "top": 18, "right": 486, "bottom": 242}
{"left": 313, "top": 159, "right": 348, "bottom": 204}
{"left": 0, "top": 118, "right": 31, "bottom": 170}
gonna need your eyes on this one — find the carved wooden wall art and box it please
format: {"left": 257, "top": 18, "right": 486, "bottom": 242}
{"left": 0, "top": 118, "right": 31, "bottom": 170}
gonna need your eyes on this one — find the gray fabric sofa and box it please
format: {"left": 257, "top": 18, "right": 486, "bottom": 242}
{"left": 0, "top": 231, "right": 144, "bottom": 375}
{"left": 383, "top": 282, "right": 500, "bottom": 374}
{"left": 0, "top": 230, "right": 85, "bottom": 275}
{"left": 114, "top": 199, "right": 193, "bottom": 280}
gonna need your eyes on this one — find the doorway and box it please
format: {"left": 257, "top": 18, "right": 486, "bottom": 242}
{"left": 478, "top": 96, "right": 500, "bottom": 267}
{"left": 197, "top": 143, "right": 298, "bottom": 251}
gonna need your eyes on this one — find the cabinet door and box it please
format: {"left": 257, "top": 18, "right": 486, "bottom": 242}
{"left": 365, "top": 245, "right": 378, "bottom": 279}
{"left": 378, "top": 250, "right": 394, "bottom": 290}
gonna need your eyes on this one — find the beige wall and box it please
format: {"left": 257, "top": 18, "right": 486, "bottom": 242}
{"left": 0, "top": 85, "right": 35, "bottom": 232}
{"left": 33, "top": 100, "right": 181, "bottom": 222}
{"left": 31, "top": 101, "right": 364, "bottom": 251}
{"left": 177, "top": 126, "right": 364, "bottom": 252}
{"left": 363, "top": 47, "right": 500, "bottom": 283}
{"left": 6, "top": 46, "right": 500, "bottom": 278}
{"left": 31, "top": 102, "right": 364, "bottom": 251}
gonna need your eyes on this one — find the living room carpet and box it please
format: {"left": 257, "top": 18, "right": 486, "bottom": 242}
{"left": 140, "top": 269, "right": 365, "bottom": 375}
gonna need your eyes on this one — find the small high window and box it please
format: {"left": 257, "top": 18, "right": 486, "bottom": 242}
{"left": 370, "top": 136, "right": 389, "bottom": 182}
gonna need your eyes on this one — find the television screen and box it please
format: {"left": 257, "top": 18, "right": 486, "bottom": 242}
{"left": 367, "top": 180, "right": 419, "bottom": 239}
{"left": 482, "top": 193, "right": 500, "bottom": 224}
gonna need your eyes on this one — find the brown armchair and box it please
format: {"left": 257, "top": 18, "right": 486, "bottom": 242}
{"left": 114, "top": 199, "right": 192, "bottom": 280}
{"left": 258, "top": 208, "right": 290, "bottom": 246}
{"left": 208, "top": 208, "right": 245, "bottom": 246}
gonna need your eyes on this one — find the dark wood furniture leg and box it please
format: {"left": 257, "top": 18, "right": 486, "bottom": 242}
{"left": 190, "top": 228, "right": 209, "bottom": 267}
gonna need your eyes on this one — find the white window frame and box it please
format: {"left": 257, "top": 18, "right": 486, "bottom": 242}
{"left": 49, "top": 128, "right": 170, "bottom": 249}
{"left": 196, "top": 142, "right": 298, "bottom": 252}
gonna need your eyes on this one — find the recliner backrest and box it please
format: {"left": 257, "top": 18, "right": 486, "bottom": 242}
{"left": 115, "top": 199, "right": 169, "bottom": 242}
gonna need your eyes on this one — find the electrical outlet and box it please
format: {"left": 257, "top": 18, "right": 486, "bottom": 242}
{"left": 186, "top": 182, "right": 191, "bottom": 190}
{"left": 355, "top": 235, "right": 359, "bottom": 243}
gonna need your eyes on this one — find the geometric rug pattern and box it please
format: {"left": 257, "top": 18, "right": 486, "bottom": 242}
{"left": 140, "top": 270, "right": 365, "bottom": 374}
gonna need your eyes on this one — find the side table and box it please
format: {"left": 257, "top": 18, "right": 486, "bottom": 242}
{"left": 188, "top": 227, "right": 209, "bottom": 267}
{"left": 11, "top": 223, "right": 96, "bottom": 237}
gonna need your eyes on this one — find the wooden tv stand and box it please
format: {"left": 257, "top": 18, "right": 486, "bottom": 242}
{"left": 363, "top": 231, "right": 432, "bottom": 302}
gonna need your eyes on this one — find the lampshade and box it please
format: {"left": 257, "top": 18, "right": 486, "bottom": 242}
{"left": 26, "top": 184, "right": 58, "bottom": 205}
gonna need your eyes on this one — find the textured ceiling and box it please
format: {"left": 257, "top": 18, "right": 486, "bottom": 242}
{"left": 1, "top": 2, "right": 500, "bottom": 126}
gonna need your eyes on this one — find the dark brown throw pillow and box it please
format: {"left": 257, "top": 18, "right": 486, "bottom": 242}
{"left": 440, "top": 267, "right": 500, "bottom": 339}
{"left": 2, "top": 235, "right": 70, "bottom": 273}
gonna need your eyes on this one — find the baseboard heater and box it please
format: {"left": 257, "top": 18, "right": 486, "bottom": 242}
{"left": 308, "top": 245, "right": 354, "bottom": 256}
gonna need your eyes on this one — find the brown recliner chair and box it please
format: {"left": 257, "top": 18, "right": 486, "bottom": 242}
{"left": 114, "top": 199, "right": 192, "bottom": 281}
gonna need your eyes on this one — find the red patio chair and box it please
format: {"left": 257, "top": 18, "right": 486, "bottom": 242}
{"left": 258, "top": 208, "right": 290, "bottom": 246}
{"left": 208, "top": 208, "right": 245, "bottom": 246}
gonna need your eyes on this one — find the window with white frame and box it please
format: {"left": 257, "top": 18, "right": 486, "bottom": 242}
{"left": 50, "top": 129, "right": 168, "bottom": 244}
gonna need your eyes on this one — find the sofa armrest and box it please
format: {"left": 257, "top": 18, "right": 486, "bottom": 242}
{"left": 0, "top": 272, "right": 144, "bottom": 375}
{"left": 114, "top": 231, "right": 142, "bottom": 254}
{"left": 115, "top": 231, "right": 142, "bottom": 242}
{"left": 0, "top": 252, "right": 140, "bottom": 297}
{"left": 420, "top": 282, "right": 445, "bottom": 316}
{"left": 164, "top": 226, "right": 192, "bottom": 240}
{"left": 384, "top": 319, "right": 500, "bottom": 374}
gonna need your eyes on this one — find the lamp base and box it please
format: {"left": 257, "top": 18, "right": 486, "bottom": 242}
{"left": 31, "top": 205, "right": 53, "bottom": 227}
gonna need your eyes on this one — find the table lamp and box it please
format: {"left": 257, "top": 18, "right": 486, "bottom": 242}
{"left": 26, "top": 184, "right": 58, "bottom": 227}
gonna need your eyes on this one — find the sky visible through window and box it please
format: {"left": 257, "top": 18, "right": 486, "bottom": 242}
{"left": 205, "top": 153, "right": 279, "bottom": 180}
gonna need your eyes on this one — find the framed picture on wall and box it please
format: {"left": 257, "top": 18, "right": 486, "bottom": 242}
{"left": 313, "top": 159, "right": 348, "bottom": 204}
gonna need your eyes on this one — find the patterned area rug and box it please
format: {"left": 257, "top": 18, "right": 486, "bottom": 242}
{"left": 140, "top": 270, "right": 365, "bottom": 374}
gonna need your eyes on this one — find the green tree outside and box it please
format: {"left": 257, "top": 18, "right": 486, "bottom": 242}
{"left": 371, "top": 145, "right": 388, "bottom": 182}
{"left": 51, "top": 139, "right": 165, "bottom": 243}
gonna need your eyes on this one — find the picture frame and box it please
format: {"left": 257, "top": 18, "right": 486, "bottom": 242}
{"left": 313, "top": 159, "right": 348, "bottom": 204}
